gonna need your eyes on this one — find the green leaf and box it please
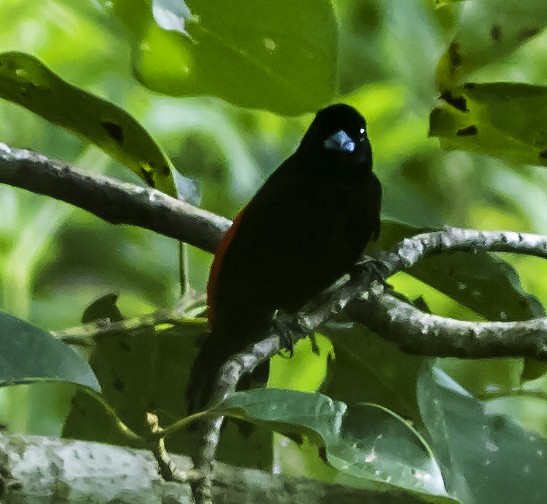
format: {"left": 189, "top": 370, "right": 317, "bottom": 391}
{"left": 418, "top": 362, "right": 547, "bottom": 503}
{"left": 220, "top": 389, "right": 448, "bottom": 497}
{"left": 64, "top": 298, "right": 273, "bottom": 470}
{"left": 64, "top": 316, "right": 204, "bottom": 442}
{"left": 0, "top": 312, "right": 99, "bottom": 391}
{"left": 100, "top": 0, "right": 338, "bottom": 115}
{"left": 433, "top": 0, "right": 465, "bottom": 8}
{"left": 323, "top": 324, "right": 424, "bottom": 424}
{"left": 0, "top": 51, "right": 176, "bottom": 194}
{"left": 436, "top": 0, "right": 547, "bottom": 87}
{"left": 374, "top": 220, "right": 544, "bottom": 321}
{"left": 430, "top": 83, "right": 547, "bottom": 167}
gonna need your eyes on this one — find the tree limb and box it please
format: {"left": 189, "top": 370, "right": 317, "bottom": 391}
{"left": 0, "top": 433, "right": 448, "bottom": 504}
{"left": 0, "top": 143, "right": 230, "bottom": 253}
{"left": 2, "top": 142, "right": 547, "bottom": 502}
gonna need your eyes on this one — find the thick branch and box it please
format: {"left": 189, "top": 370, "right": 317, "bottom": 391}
{"left": 192, "top": 228, "right": 547, "bottom": 490}
{"left": 0, "top": 143, "right": 230, "bottom": 253}
{"left": 0, "top": 433, "right": 437, "bottom": 504}
{"left": 354, "top": 291, "right": 547, "bottom": 358}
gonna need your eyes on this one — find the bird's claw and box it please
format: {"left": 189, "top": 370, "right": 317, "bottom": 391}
{"left": 272, "top": 312, "right": 306, "bottom": 356}
{"left": 352, "top": 256, "right": 391, "bottom": 290}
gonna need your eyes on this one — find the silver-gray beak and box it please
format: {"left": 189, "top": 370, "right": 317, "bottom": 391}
{"left": 323, "top": 129, "right": 356, "bottom": 153}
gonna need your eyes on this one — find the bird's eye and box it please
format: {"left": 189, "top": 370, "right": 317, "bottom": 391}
{"left": 359, "top": 128, "right": 366, "bottom": 142}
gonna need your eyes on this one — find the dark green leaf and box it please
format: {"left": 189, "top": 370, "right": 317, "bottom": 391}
{"left": 0, "top": 52, "right": 176, "bottom": 194}
{"left": 220, "top": 389, "right": 448, "bottom": 497}
{"left": 0, "top": 312, "right": 99, "bottom": 391}
{"left": 63, "top": 306, "right": 273, "bottom": 469}
{"left": 374, "top": 220, "right": 544, "bottom": 321}
{"left": 81, "top": 293, "right": 123, "bottom": 324}
{"left": 418, "top": 362, "right": 547, "bottom": 503}
{"left": 323, "top": 324, "right": 424, "bottom": 423}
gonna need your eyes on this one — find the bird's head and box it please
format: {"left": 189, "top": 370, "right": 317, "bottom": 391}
{"left": 299, "top": 103, "right": 372, "bottom": 168}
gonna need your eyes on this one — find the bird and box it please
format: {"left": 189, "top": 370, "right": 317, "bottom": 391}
{"left": 187, "top": 103, "right": 382, "bottom": 412}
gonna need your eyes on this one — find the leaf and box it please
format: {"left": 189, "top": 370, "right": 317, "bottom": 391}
{"left": 0, "top": 312, "right": 99, "bottom": 391}
{"left": 81, "top": 293, "right": 124, "bottom": 324}
{"left": 436, "top": 0, "right": 547, "bottom": 87}
{"left": 430, "top": 83, "right": 547, "bottom": 167}
{"left": 323, "top": 323, "right": 424, "bottom": 423}
{"left": 220, "top": 389, "right": 449, "bottom": 497}
{"left": 373, "top": 220, "right": 544, "bottom": 321}
{"left": 100, "top": 0, "right": 338, "bottom": 115}
{"left": 64, "top": 299, "right": 273, "bottom": 469}
{"left": 418, "top": 362, "right": 547, "bottom": 503}
{"left": 434, "top": 0, "right": 466, "bottom": 8}
{"left": 0, "top": 52, "right": 176, "bottom": 194}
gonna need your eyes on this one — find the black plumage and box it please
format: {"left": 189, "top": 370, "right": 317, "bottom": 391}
{"left": 187, "top": 103, "right": 382, "bottom": 411}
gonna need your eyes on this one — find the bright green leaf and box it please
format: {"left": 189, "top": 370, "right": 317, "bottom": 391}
{"left": 430, "top": 83, "right": 547, "bottom": 167}
{"left": 100, "top": 0, "right": 338, "bottom": 115}
{"left": 436, "top": 0, "right": 547, "bottom": 87}
{"left": 0, "top": 312, "right": 99, "bottom": 391}
{"left": 434, "top": 0, "right": 465, "bottom": 8}
{"left": 0, "top": 52, "right": 176, "bottom": 194}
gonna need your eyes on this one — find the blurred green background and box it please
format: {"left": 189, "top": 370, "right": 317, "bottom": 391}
{"left": 0, "top": 0, "right": 547, "bottom": 498}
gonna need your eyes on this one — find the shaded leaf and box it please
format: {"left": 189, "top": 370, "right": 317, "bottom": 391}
{"left": 64, "top": 300, "right": 273, "bottom": 469}
{"left": 323, "top": 323, "right": 424, "bottom": 423}
{"left": 100, "top": 0, "right": 338, "bottom": 115}
{"left": 418, "top": 362, "right": 547, "bottom": 503}
{"left": 220, "top": 389, "right": 448, "bottom": 497}
{"left": 0, "top": 52, "right": 176, "bottom": 194}
{"left": 0, "top": 312, "right": 99, "bottom": 391}
{"left": 81, "top": 293, "right": 123, "bottom": 324}
{"left": 374, "top": 220, "right": 544, "bottom": 321}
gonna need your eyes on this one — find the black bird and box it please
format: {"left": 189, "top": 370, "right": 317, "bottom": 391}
{"left": 187, "top": 103, "right": 382, "bottom": 412}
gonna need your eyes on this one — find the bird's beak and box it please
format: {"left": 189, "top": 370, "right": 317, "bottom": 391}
{"left": 323, "top": 129, "right": 356, "bottom": 153}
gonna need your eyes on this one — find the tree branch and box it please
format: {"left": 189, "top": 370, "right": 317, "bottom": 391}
{"left": 0, "top": 433, "right": 440, "bottom": 504}
{"left": 0, "top": 143, "right": 230, "bottom": 254}
{"left": 2, "top": 142, "right": 547, "bottom": 502}
{"left": 192, "top": 228, "right": 547, "bottom": 487}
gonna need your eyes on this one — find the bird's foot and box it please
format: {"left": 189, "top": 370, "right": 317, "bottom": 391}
{"left": 352, "top": 256, "right": 391, "bottom": 291}
{"left": 272, "top": 311, "right": 307, "bottom": 357}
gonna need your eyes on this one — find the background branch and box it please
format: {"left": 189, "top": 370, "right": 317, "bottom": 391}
{"left": 0, "top": 143, "right": 230, "bottom": 254}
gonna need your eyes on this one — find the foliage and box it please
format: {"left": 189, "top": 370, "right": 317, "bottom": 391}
{"left": 0, "top": 0, "right": 547, "bottom": 501}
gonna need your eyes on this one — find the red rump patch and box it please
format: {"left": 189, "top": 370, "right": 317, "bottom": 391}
{"left": 207, "top": 208, "right": 247, "bottom": 329}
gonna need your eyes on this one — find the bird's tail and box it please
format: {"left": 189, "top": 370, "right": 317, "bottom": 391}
{"left": 186, "top": 324, "right": 271, "bottom": 414}
{"left": 186, "top": 328, "right": 230, "bottom": 414}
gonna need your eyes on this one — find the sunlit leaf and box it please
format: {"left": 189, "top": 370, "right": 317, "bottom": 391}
{"left": 436, "top": 0, "right": 547, "bottom": 87}
{"left": 99, "top": 0, "right": 338, "bottom": 115}
{"left": 0, "top": 52, "right": 176, "bottom": 194}
{"left": 430, "top": 83, "right": 547, "bottom": 167}
{"left": 0, "top": 312, "right": 99, "bottom": 391}
{"left": 434, "top": 0, "right": 465, "bottom": 8}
